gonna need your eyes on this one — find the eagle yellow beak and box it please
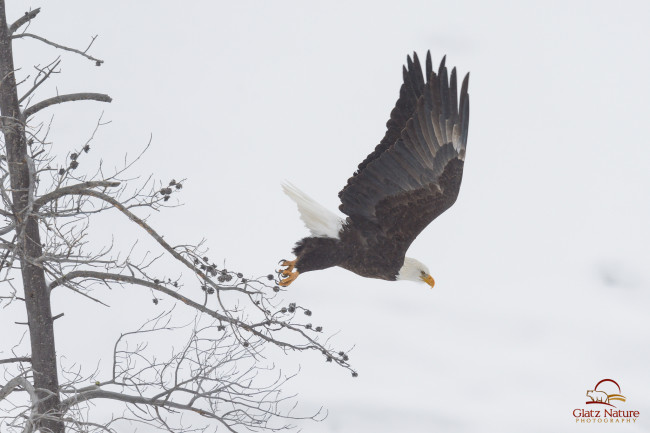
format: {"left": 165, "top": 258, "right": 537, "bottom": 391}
{"left": 421, "top": 274, "right": 435, "bottom": 288}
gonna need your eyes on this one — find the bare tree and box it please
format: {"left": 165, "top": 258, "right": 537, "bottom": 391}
{"left": 0, "top": 4, "right": 354, "bottom": 432}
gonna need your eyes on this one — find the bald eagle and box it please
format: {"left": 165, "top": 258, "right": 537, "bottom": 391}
{"left": 279, "top": 52, "right": 469, "bottom": 288}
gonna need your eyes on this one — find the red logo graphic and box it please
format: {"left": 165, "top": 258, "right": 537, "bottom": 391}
{"left": 586, "top": 379, "right": 626, "bottom": 407}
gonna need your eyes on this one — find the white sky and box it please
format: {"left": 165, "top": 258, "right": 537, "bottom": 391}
{"left": 3, "top": 0, "right": 650, "bottom": 432}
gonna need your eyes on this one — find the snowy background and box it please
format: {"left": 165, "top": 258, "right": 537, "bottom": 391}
{"left": 4, "top": 0, "right": 650, "bottom": 432}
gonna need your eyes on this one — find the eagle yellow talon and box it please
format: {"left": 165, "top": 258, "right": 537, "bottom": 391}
{"left": 279, "top": 270, "right": 300, "bottom": 287}
{"left": 277, "top": 259, "right": 299, "bottom": 286}
{"left": 279, "top": 260, "right": 295, "bottom": 272}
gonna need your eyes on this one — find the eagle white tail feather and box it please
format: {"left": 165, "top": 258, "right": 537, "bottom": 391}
{"left": 282, "top": 182, "right": 343, "bottom": 239}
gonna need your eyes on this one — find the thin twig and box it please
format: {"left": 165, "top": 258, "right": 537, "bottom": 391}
{"left": 18, "top": 59, "right": 61, "bottom": 104}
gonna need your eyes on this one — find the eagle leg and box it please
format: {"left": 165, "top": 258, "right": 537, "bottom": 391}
{"left": 277, "top": 259, "right": 299, "bottom": 286}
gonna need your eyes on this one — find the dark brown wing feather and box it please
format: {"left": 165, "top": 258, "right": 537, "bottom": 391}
{"left": 351, "top": 52, "right": 430, "bottom": 177}
{"left": 338, "top": 54, "right": 470, "bottom": 256}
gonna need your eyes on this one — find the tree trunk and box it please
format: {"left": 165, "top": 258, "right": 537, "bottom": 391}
{"left": 0, "top": 3, "right": 64, "bottom": 432}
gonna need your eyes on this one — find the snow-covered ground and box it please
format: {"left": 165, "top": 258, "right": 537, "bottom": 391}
{"left": 4, "top": 0, "right": 649, "bottom": 431}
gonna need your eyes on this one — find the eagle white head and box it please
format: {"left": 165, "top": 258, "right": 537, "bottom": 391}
{"left": 396, "top": 257, "right": 435, "bottom": 288}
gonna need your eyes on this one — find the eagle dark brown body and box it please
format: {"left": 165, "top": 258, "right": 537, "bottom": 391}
{"left": 279, "top": 52, "right": 470, "bottom": 287}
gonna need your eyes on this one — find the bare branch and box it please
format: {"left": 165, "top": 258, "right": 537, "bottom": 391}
{"left": 33, "top": 181, "right": 120, "bottom": 210}
{"left": 42, "top": 188, "right": 213, "bottom": 283}
{"left": 24, "top": 93, "right": 112, "bottom": 118}
{"left": 48, "top": 270, "right": 315, "bottom": 353}
{"left": 0, "top": 374, "right": 40, "bottom": 433}
{"left": 56, "top": 316, "right": 324, "bottom": 432}
{"left": 9, "top": 8, "right": 41, "bottom": 35}
{"left": 0, "top": 374, "right": 37, "bottom": 410}
{"left": 61, "top": 389, "right": 217, "bottom": 418}
{"left": 0, "top": 356, "right": 31, "bottom": 365}
{"left": 0, "top": 225, "right": 16, "bottom": 235}
{"left": 10, "top": 32, "right": 103, "bottom": 64}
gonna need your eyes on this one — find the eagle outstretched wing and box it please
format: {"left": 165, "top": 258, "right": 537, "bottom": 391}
{"left": 338, "top": 52, "right": 469, "bottom": 255}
